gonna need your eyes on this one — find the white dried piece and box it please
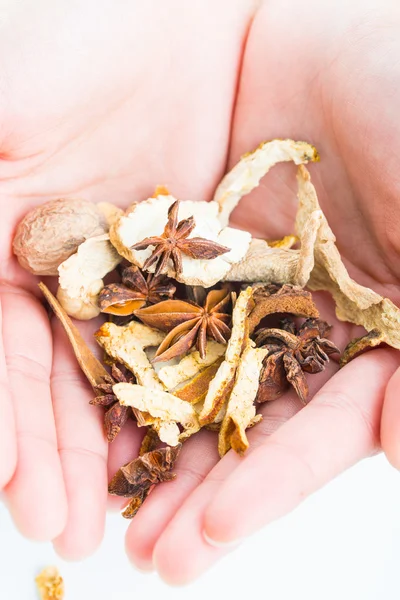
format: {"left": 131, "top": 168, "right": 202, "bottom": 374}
{"left": 199, "top": 287, "right": 253, "bottom": 425}
{"left": 158, "top": 341, "right": 226, "bottom": 389}
{"left": 218, "top": 343, "right": 268, "bottom": 457}
{"left": 109, "top": 194, "right": 251, "bottom": 288}
{"left": 95, "top": 321, "right": 165, "bottom": 389}
{"left": 297, "top": 165, "right": 400, "bottom": 349}
{"left": 214, "top": 139, "right": 319, "bottom": 226}
{"left": 114, "top": 383, "right": 200, "bottom": 446}
{"left": 96, "top": 202, "right": 124, "bottom": 228}
{"left": 57, "top": 234, "right": 121, "bottom": 320}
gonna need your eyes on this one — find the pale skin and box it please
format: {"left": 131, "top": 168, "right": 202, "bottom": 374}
{"left": 1, "top": 0, "right": 400, "bottom": 585}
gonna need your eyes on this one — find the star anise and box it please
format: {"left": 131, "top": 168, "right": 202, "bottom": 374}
{"left": 255, "top": 318, "right": 340, "bottom": 404}
{"left": 131, "top": 199, "right": 230, "bottom": 276}
{"left": 135, "top": 288, "right": 232, "bottom": 362}
{"left": 108, "top": 444, "right": 181, "bottom": 519}
{"left": 98, "top": 265, "right": 176, "bottom": 316}
{"left": 91, "top": 363, "right": 135, "bottom": 442}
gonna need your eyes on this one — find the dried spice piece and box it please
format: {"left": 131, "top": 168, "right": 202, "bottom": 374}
{"left": 92, "top": 363, "right": 135, "bottom": 442}
{"left": 255, "top": 318, "right": 339, "bottom": 404}
{"left": 109, "top": 194, "right": 251, "bottom": 287}
{"left": 267, "top": 235, "right": 298, "bottom": 249}
{"left": 109, "top": 445, "right": 181, "bottom": 519}
{"left": 199, "top": 287, "right": 254, "bottom": 425}
{"left": 131, "top": 200, "right": 230, "bottom": 276}
{"left": 173, "top": 358, "right": 224, "bottom": 404}
{"left": 35, "top": 566, "right": 64, "bottom": 600}
{"left": 340, "top": 329, "right": 384, "bottom": 368}
{"left": 214, "top": 139, "right": 319, "bottom": 227}
{"left": 57, "top": 233, "right": 121, "bottom": 320}
{"left": 95, "top": 321, "right": 165, "bottom": 390}
{"left": 39, "top": 283, "right": 109, "bottom": 389}
{"left": 136, "top": 288, "right": 231, "bottom": 362}
{"left": 248, "top": 283, "right": 320, "bottom": 334}
{"left": 113, "top": 383, "right": 200, "bottom": 445}
{"left": 218, "top": 342, "right": 268, "bottom": 457}
{"left": 99, "top": 265, "right": 176, "bottom": 315}
{"left": 158, "top": 340, "right": 226, "bottom": 389}
{"left": 13, "top": 198, "right": 111, "bottom": 276}
{"left": 139, "top": 428, "right": 160, "bottom": 455}
{"left": 297, "top": 165, "right": 400, "bottom": 349}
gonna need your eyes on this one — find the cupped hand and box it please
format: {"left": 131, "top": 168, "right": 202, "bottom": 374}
{"left": 1, "top": 0, "right": 400, "bottom": 583}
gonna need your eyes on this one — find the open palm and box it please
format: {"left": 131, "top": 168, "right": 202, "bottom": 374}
{"left": 1, "top": 0, "right": 400, "bottom": 584}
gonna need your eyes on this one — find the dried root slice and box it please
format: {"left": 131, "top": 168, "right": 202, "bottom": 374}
{"left": 218, "top": 343, "right": 268, "bottom": 457}
{"left": 297, "top": 165, "right": 400, "bottom": 349}
{"left": 340, "top": 329, "right": 384, "bottom": 368}
{"left": 114, "top": 383, "right": 200, "bottom": 445}
{"left": 158, "top": 341, "right": 226, "bottom": 389}
{"left": 199, "top": 287, "right": 253, "bottom": 425}
{"left": 223, "top": 208, "right": 321, "bottom": 286}
{"left": 39, "top": 283, "right": 109, "bottom": 389}
{"left": 109, "top": 194, "right": 251, "bottom": 287}
{"left": 248, "top": 284, "right": 319, "bottom": 334}
{"left": 173, "top": 357, "right": 224, "bottom": 404}
{"left": 35, "top": 566, "right": 64, "bottom": 600}
{"left": 214, "top": 139, "right": 319, "bottom": 227}
{"left": 95, "top": 321, "right": 165, "bottom": 390}
{"left": 57, "top": 234, "right": 122, "bottom": 320}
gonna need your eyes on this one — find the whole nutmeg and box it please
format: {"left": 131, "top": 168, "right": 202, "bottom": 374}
{"left": 13, "top": 198, "right": 109, "bottom": 276}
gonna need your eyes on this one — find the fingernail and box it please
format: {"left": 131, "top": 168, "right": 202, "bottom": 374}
{"left": 202, "top": 530, "right": 242, "bottom": 548}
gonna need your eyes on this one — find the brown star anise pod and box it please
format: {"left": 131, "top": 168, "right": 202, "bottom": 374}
{"left": 98, "top": 265, "right": 176, "bottom": 316}
{"left": 131, "top": 199, "right": 230, "bottom": 276}
{"left": 135, "top": 288, "right": 232, "bottom": 362}
{"left": 255, "top": 318, "right": 340, "bottom": 404}
{"left": 108, "top": 444, "right": 181, "bottom": 519}
{"left": 91, "top": 363, "right": 135, "bottom": 442}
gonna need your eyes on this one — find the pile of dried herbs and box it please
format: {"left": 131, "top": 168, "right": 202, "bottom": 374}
{"left": 14, "top": 139, "right": 400, "bottom": 519}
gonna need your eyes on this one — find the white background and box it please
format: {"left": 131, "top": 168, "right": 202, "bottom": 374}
{"left": 1, "top": 454, "right": 400, "bottom": 599}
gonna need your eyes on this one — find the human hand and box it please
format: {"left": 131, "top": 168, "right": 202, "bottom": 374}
{"left": 1, "top": 0, "right": 400, "bottom": 583}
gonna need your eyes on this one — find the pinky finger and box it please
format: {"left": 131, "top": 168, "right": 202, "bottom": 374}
{"left": 0, "top": 295, "right": 17, "bottom": 489}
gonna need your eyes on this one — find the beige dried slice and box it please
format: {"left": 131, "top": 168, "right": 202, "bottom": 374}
{"left": 39, "top": 283, "right": 109, "bottom": 389}
{"left": 114, "top": 382, "right": 200, "bottom": 445}
{"left": 297, "top": 165, "right": 400, "bottom": 349}
{"left": 340, "top": 329, "right": 384, "bottom": 368}
{"left": 57, "top": 234, "right": 122, "bottom": 320}
{"left": 199, "top": 287, "right": 253, "bottom": 425}
{"left": 95, "top": 321, "right": 165, "bottom": 390}
{"left": 35, "top": 566, "right": 64, "bottom": 600}
{"left": 223, "top": 208, "right": 321, "bottom": 287}
{"left": 109, "top": 194, "right": 251, "bottom": 287}
{"left": 173, "top": 357, "right": 224, "bottom": 404}
{"left": 218, "top": 343, "right": 268, "bottom": 457}
{"left": 158, "top": 341, "right": 226, "bottom": 389}
{"left": 214, "top": 139, "right": 319, "bottom": 227}
{"left": 96, "top": 202, "right": 124, "bottom": 228}
{"left": 248, "top": 284, "right": 319, "bottom": 334}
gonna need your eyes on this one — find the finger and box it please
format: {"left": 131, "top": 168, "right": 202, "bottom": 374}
{"left": 125, "top": 429, "right": 219, "bottom": 572}
{"left": 51, "top": 318, "right": 108, "bottom": 560}
{"left": 2, "top": 286, "right": 67, "bottom": 540}
{"left": 381, "top": 364, "right": 400, "bottom": 469}
{"left": 153, "top": 349, "right": 397, "bottom": 584}
{"left": 204, "top": 349, "right": 397, "bottom": 545}
{"left": 0, "top": 292, "right": 17, "bottom": 489}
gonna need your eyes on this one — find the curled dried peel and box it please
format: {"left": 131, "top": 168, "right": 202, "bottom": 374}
{"left": 57, "top": 234, "right": 121, "bottom": 320}
{"left": 95, "top": 321, "right": 165, "bottom": 390}
{"left": 158, "top": 341, "right": 226, "bottom": 389}
{"left": 218, "top": 343, "right": 267, "bottom": 457}
{"left": 340, "top": 329, "right": 384, "bottom": 367}
{"left": 114, "top": 382, "right": 200, "bottom": 446}
{"left": 297, "top": 165, "right": 400, "bottom": 349}
{"left": 214, "top": 139, "right": 319, "bottom": 227}
{"left": 109, "top": 194, "right": 251, "bottom": 287}
{"left": 199, "top": 287, "right": 253, "bottom": 425}
{"left": 173, "top": 358, "right": 223, "bottom": 404}
{"left": 223, "top": 208, "right": 321, "bottom": 286}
